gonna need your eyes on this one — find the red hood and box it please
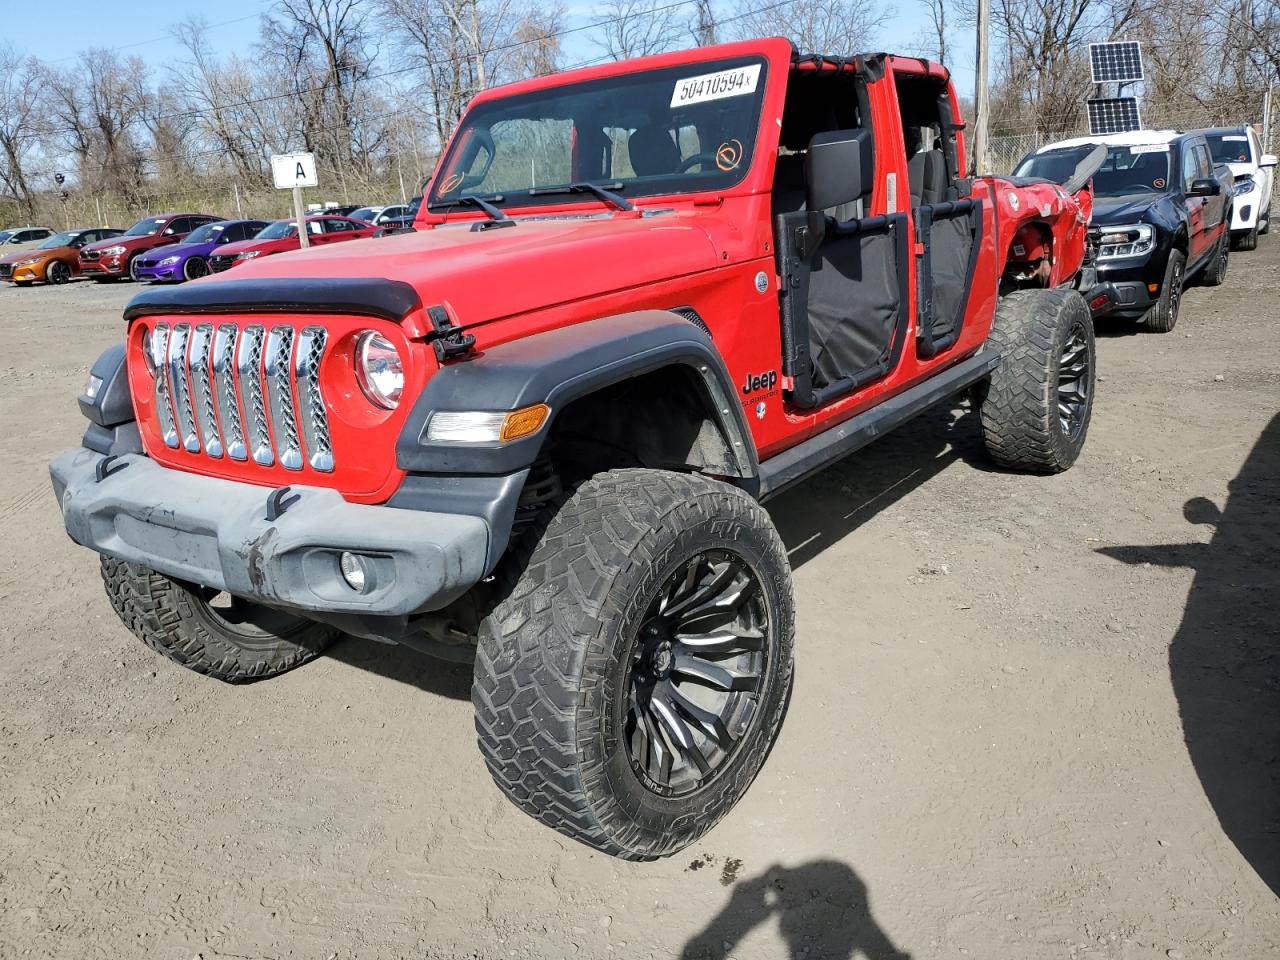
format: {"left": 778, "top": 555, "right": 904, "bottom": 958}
{"left": 204, "top": 211, "right": 721, "bottom": 326}
{"left": 82, "top": 234, "right": 159, "bottom": 254}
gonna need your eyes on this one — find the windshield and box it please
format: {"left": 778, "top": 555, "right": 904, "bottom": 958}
{"left": 430, "top": 56, "right": 768, "bottom": 210}
{"left": 349, "top": 207, "right": 379, "bottom": 221}
{"left": 1017, "top": 143, "right": 1171, "bottom": 197}
{"left": 184, "top": 222, "right": 224, "bottom": 244}
{"left": 124, "top": 216, "right": 167, "bottom": 237}
{"left": 0, "top": 231, "right": 13, "bottom": 243}
{"left": 38, "top": 231, "right": 76, "bottom": 249}
{"left": 1206, "top": 133, "right": 1252, "bottom": 165}
{"left": 256, "top": 221, "right": 297, "bottom": 240}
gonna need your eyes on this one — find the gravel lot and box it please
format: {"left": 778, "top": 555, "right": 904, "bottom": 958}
{"left": 2, "top": 246, "right": 1277, "bottom": 960}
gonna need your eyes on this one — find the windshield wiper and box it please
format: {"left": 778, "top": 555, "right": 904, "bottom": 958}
{"left": 528, "top": 181, "right": 634, "bottom": 212}
{"left": 427, "top": 194, "right": 509, "bottom": 221}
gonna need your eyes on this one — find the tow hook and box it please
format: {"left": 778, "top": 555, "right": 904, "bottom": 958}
{"left": 265, "top": 486, "right": 299, "bottom": 522}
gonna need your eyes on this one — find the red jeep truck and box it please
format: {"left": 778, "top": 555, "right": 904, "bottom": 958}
{"left": 52, "top": 39, "right": 1100, "bottom": 860}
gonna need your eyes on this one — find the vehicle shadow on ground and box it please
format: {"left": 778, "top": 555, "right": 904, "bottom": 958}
{"left": 1092, "top": 316, "right": 1145, "bottom": 338}
{"left": 1098, "top": 412, "right": 1280, "bottom": 896}
{"left": 680, "top": 859, "right": 911, "bottom": 959}
{"left": 325, "top": 400, "right": 990, "bottom": 688}
{"left": 767, "top": 401, "right": 987, "bottom": 569}
{"left": 326, "top": 637, "right": 473, "bottom": 700}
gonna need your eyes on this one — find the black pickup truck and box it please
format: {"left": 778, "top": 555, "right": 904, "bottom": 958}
{"left": 1016, "top": 131, "right": 1233, "bottom": 332}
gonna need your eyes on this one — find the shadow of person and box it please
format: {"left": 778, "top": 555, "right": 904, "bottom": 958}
{"left": 681, "top": 860, "right": 911, "bottom": 960}
{"left": 1098, "top": 412, "right": 1280, "bottom": 895}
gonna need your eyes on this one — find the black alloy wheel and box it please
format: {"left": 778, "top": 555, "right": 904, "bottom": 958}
{"left": 1057, "top": 319, "right": 1091, "bottom": 440}
{"left": 183, "top": 257, "right": 209, "bottom": 281}
{"left": 46, "top": 259, "right": 71, "bottom": 285}
{"left": 625, "top": 549, "right": 769, "bottom": 796}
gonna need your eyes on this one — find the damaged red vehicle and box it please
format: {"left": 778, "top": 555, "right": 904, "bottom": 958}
{"left": 53, "top": 39, "right": 1102, "bottom": 861}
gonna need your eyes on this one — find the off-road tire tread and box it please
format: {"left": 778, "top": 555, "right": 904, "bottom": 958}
{"left": 100, "top": 557, "right": 336, "bottom": 683}
{"left": 980, "top": 288, "right": 1094, "bottom": 474}
{"left": 472, "top": 468, "right": 794, "bottom": 861}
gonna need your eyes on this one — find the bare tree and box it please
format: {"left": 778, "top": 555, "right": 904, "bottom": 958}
{"left": 691, "top": 0, "right": 718, "bottom": 46}
{"left": 0, "top": 44, "right": 44, "bottom": 218}
{"left": 42, "top": 50, "right": 150, "bottom": 200}
{"left": 380, "top": 0, "right": 528, "bottom": 149}
{"left": 920, "top": 0, "right": 948, "bottom": 62}
{"left": 724, "top": 0, "right": 895, "bottom": 54}
{"left": 590, "top": 0, "right": 682, "bottom": 61}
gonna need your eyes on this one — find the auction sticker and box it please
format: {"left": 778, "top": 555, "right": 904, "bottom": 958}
{"left": 1129, "top": 144, "right": 1166, "bottom": 154}
{"left": 671, "top": 64, "right": 761, "bottom": 108}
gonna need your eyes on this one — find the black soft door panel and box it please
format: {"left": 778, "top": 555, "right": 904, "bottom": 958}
{"left": 777, "top": 210, "right": 910, "bottom": 409}
{"left": 916, "top": 198, "right": 983, "bottom": 358}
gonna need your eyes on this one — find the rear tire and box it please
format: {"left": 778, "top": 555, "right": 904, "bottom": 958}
{"left": 980, "top": 288, "right": 1095, "bottom": 474}
{"left": 100, "top": 557, "right": 337, "bottom": 683}
{"left": 1232, "top": 226, "right": 1258, "bottom": 251}
{"left": 1199, "top": 229, "right": 1230, "bottom": 285}
{"left": 1141, "top": 249, "right": 1186, "bottom": 333}
{"left": 472, "top": 469, "right": 795, "bottom": 860}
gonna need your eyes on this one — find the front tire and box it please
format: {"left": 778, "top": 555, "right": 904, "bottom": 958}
{"left": 183, "top": 257, "right": 209, "bottom": 281}
{"left": 980, "top": 288, "right": 1095, "bottom": 474}
{"left": 473, "top": 469, "right": 795, "bottom": 860}
{"left": 1142, "top": 249, "right": 1186, "bottom": 333}
{"left": 46, "top": 259, "right": 72, "bottom": 284}
{"left": 101, "top": 557, "right": 337, "bottom": 683}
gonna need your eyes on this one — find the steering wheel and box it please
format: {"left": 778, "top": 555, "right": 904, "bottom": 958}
{"left": 677, "top": 152, "right": 718, "bottom": 173}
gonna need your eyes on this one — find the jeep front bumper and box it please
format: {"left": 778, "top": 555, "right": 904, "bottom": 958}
{"left": 50, "top": 449, "right": 490, "bottom": 617}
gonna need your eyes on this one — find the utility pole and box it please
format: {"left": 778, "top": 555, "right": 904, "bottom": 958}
{"left": 973, "top": 0, "right": 991, "bottom": 175}
{"left": 1264, "top": 81, "right": 1274, "bottom": 153}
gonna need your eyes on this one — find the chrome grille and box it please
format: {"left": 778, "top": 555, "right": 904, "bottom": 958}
{"left": 295, "top": 327, "right": 334, "bottom": 471}
{"left": 236, "top": 325, "right": 272, "bottom": 466}
{"left": 145, "top": 320, "right": 335, "bottom": 472}
{"left": 168, "top": 324, "right": 200, "bottom": 453}
{"left": 264, "top": 327, "right": 303, "bottom": 470}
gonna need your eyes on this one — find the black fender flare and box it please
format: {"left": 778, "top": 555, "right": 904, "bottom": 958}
{"left": 78, "top": 343, "right": 143, "bottom": 456}
{"left": 395, "top": 310, "right": 760, "bottom": 490}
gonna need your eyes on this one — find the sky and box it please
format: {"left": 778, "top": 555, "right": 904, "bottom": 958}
{"left": 4, "top": 0, "right": 976, "bottom": 101}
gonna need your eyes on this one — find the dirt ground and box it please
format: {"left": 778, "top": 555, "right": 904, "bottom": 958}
{"left": 1, "top": 243, "right": 1277, "bottom": 960}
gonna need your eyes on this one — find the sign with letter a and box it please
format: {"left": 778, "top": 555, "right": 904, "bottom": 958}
{"left": 271, "top": 152, "right": 318, "bottom": 189}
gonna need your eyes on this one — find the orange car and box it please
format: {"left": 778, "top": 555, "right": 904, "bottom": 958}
{"left": 0, "top": 227, "right": 124, "bottom": 286}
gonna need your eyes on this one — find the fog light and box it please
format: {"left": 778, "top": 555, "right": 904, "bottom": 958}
{"left": 84, "top": 374, "right": 103, "bottom": 400}
{"left": 339, "top": 551, "right": 370, "bottom": 593}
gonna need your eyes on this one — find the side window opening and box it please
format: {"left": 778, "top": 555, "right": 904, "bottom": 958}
{"left": 1181, "top": 145, "right": 1198, "bottom": 192}
{"left": 771, "top": 69, "right": 864, "bottom": 220}
{"left": 892, "top": 73, "right": 959, "bottom": 207}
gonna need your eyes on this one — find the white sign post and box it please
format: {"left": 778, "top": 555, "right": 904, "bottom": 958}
{"left": 271, "top": 152, "right": 318, "bottom": 249}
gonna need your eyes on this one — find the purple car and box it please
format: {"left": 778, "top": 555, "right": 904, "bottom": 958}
{"left": 132, "top": 219, "right": 269, "bottom": 283}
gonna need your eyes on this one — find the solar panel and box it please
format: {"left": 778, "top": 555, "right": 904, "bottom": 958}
{"left": 1087, "top": 97, "right": 1143, "bottom": 135}
{"left": 1090, "top": 42, "right": 1144, "bottom": 83}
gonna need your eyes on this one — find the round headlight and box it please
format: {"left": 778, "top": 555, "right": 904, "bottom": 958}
{"left": 355, "top": 331, "right": 404, "bottom": 409}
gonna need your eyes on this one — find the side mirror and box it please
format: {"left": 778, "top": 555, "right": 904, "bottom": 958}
{"left": 1261, "top": 153, "right": 1278, "bottom": 168}
{"left": 1189, "top": 178, "right": 1220, "bottom": 197}
{"left": 805, "top": 129, "right": 874, "bottom": 213}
